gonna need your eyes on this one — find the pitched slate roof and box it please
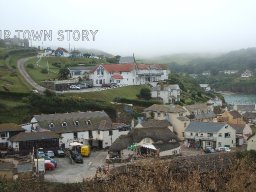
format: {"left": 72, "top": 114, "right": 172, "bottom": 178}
{"left": 0, "top": 123, "right": 25, "bottom": 133}
{"left": 243, "top": 112, "right": 256, "bottom": 119}
{"left": 228, "top": 124, "right": 245, "bottom": 134}
{"left": 33, "top": 111, "right": 112, "bottom": 133}
{"left": 137, "top": 64, "right": 165, "bottom": 70}
{"left": 144, "top": 104, "right": 185, "bottom": 113}
{"left": 185, "top": 122, "right": 227, "bottom": 133}
{"left": 10, "top": 131, "right": 59, "bottom": 142}
{"left": 193, "top": 112, "right": 216, "bottom": 120}
{"left": 185, "top": 103, "right": 209, "bottom": 113}
{"left": 110, "top": 124, "right": 179, "bottom": 152}
{"left": 229, "top": 111, "right": 242, "bottom": 118}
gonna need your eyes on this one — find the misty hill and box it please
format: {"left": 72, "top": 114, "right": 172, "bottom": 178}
{"left": 142, "top": 53, "right": 222, "bottom": 65}
{"left": 169, "top": 47, "right": 256, "bottom": 74}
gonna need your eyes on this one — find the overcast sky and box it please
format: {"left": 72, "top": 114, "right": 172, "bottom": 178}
{"left": 1, "top": 0, "right": 256, "bottom": 57}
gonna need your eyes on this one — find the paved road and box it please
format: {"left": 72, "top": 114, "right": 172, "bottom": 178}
{"left": 17, "top": 57, "right": 127, "bottom": 94}
{"left": 17, "top": 57, "right": 46, "bottom": 93}
{"left": 44, "top": 151, "right": 108, "bottom": 183}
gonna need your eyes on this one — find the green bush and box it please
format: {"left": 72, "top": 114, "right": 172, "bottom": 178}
{"left": 41, "top": 68, "right": 48, "bottom": 74}
{"left": 27, "top": 63, "right": 35, "bottom": 69}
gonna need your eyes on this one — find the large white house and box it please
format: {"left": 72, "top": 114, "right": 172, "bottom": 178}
{"left": 31, "top": 111, "right": 130, "bottom": 149}
{"left": 151, "top": 84, "right": 181, "bottom": 104}
{"left": 185, "top": 122, "right": 236, "bottom": 149}
{"left": 89, "top": 63, "right": 169, "bottom": 86}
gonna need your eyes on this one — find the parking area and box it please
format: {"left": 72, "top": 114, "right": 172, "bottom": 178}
{"left": 44, "top": 151, "right": 108, "bottom": 183}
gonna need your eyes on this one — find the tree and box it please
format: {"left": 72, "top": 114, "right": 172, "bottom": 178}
{"left": 58, "top": 67, "right": 70, "bottom": 80}
{"left": 138, "top": 88, "right": 151, "bottom": 100}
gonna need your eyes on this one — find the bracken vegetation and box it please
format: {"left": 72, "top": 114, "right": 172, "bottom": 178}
{"left": 1, "top": 151, "right": 256, "bottom": 192}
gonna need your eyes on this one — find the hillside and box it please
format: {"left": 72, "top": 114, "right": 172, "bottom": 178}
{"left": 169, "top": 47, "right": 256, "bottom": 74}
{"left": 1, "top": 151, "right": 256, "bottom": 192}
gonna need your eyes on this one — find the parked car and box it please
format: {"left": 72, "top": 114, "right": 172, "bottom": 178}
{"left": 44, "top": 160, "right": 55, "bottom": 171}
{"left": 55, "top": 149, "right": 65, "bottom": 157}
{"left": 204, "top": 147, "right": 215, "bottom": 153}
{"left": 110, "top": 83, "right": 118, "bottom": 87}
{"left": 216, "top": 147, "right": 231, "bottom": 152}
{"left": 70, "top": 85, "right": 80, "bottom": 90}
{"left": 46, "top": 150, "right": 55, "bottom": 158}
{"left": 36, "top": 151, "right": 45, "bottom": 158}
{"left": 101, "top": 83, "right": 111, "bottom": 88}
{"left": 43, "top": 156, "right": 57, "bottom": 167}
{"left": 71, "top": 151, "right": 84, "bottom": 163}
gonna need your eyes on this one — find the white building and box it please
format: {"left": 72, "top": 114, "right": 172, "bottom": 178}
{"left": 89, "top": 63, "right": 169, "bottom": 87}
{"left": 199, "top": 84, "right": 211, "bottom": 92}
{"left": 247, "top": 134, "right": 256, "bottom": 151}
{"left": 241, "top": 70, "right": 253, "bottom": 78}
{"left": 31, "top": 111, "right": 130, "bottom": 149}
{"left": 151, "top": 84, "right": 181, "bottom": 104}
{"left": 185, "top": 122, "right": 236, "bottom": 149}
{"left": 223, "top": 70, "right": 238, "bottom": 75}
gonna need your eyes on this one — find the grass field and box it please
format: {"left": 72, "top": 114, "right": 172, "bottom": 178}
{"left": 68, "top": 85, "right": 148, "bottom": 102}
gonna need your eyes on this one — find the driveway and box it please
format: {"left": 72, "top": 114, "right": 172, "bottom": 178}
{"left": 44, "top": 151, "right": 108, "bottom": 183}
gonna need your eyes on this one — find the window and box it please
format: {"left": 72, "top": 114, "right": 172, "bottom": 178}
{"left": 190, "top": 132, "right": 193, "bottom": 136}
{"left": 96, "top": 79, "right": 98, "bottom": 84}
{"left": 195, "top": 133, "right": 198, "bottom": 136}
{"left": 0, "top": 132, "right": 7, "bottom": 138}
{"left": 89, "top": 130, "right": 93, "bottom": 138}
{"left": 218, "top": 133, "right": 222, "bottom": 137}
{"left": 184, "top": 122, "right": 187, "bottom": 127}
{"left": 98, "top": 130, "right": 100, "bottom": 134}
{"left": 49, "top": 123, "right": 54, "bottom": 128}
{"left": 225, "top": 132, "right": 231, "bottom": 138}
{"left": 87, "top": 120, "right": 91, "bottom": 125}
{"left": 182, "top": 132, "right": 184, "bottom": 137}
{"left": 200, "top": 133, "right": 203, "bottom": 137}
{"left": 218, "top": 142, "right": 221, "bottom": 147}
{"left": 74, "top": 132, "right": 78, "bottom": 139}
{"left": 74, "top": 121, "right": 79, "bottom": 126}
{"left": 109, "top": 130, "right": 113, "bottom": 136}
{"left": 97, "top": 67, "right": 101, "bottom": 75}
{"left": 62, "top": 122, "right": 67, "bottom": 127}
{"left": 207, "top": 133, "right": 213, "bottom": 137}
{"left": 117, "top": 80, "right": 120, "bottom": 83}
{"left": 99, "top": 79, "right": 102, "bottom": 84}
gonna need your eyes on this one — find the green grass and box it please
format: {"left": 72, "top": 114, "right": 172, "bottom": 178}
{"left": 67, "top": 85, "right": 148, "bottom": 102}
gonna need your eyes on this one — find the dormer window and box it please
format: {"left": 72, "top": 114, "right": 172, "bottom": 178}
{"left": 87, "top": 120, "right": 91, "bottom": 125}
{"left": 62, "top": 122, "right": 67, "bottom": 127}
{"left": 74, "top": 121, "right": 79, "bottom": 126}
{"left": 49, "top": 123, "right": 54, "bottom": 128}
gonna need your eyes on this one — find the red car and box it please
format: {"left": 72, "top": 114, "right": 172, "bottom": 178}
{"left": 45, "top": 160, "right": 55, "bottom": 171}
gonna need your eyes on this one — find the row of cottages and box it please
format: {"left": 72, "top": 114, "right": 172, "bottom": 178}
{"left": 151, "top": 84, "right": 181, "bottom": 104}
{"left": 73, "top": 63, "right": 169, "bottom": 86}
{"left": 109, "top": 119, "right": 180, "bottom": 159}
{"left": 143, "top": 104, "right": 190, "bottom": 140}
{"left": 31, "top": 111, "right": 129, "bottom": 149}
{"left": 185, "top": 122, "right": 236, "bottom": 149}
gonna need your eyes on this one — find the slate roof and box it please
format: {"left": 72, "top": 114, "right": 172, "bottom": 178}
{"left": 185, "top": 103, "right": 209, "bottom": 113}
{"left": 193, "top": 112, "right": 216, "bottom": 120}
{"left": 137, "top": 64, "right": 166, "bottom": 70}
{"left": 119, "top": 56, "right": 135, "bottom": 64}
{"left": 229, "top": 111, "right": 242, "bottom": 118}
{"left": 243, "top": 112, "right": 256, "bottom": 119}
{"left": 185, "top": 122, "right": 227, "bottom": 133}
{"left": 110, "top": 125, "right": 179, "bottom": 152}
{"left": 144, "top": 104, "right": 185, "bottom": 113}
{"left": 10, "top": 131, "right": 60, "bottom": 142}
{"left": 0, "top": 123, "right": 25, "bottom": 133}
{"left": 228, "top": 124, "right": 245, "bottom": 134}
{"left": 34, "top": 111, "right": 112, "bottom": 133}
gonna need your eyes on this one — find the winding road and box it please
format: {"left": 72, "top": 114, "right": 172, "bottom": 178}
{"left": 17, "top": 57, "right": 46, "bottom": 93}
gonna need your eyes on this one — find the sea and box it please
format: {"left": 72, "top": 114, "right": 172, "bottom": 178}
{"left": 220, "top": 92, "right": 256, "bottom": 105}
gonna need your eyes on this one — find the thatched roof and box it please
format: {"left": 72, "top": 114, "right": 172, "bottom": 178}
{"left": 109, "top": 126, "right": 179, "bottom": 152}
